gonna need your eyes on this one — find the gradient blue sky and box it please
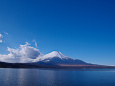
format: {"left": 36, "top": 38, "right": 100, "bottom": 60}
{"left": 0, "top": 0, "right": 115, "bottom": 65}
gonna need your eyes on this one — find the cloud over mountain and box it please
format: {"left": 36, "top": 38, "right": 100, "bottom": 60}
{"left": 0, "top": 42, "right": 41, "bottom": 63}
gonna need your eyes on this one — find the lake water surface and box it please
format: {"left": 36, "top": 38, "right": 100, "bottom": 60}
{"left": 0, "top": 68, "right": 115, "bottom": 86}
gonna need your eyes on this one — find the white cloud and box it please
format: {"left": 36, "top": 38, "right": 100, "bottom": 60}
{"left": 0, "top": 42, "right": 42, "bottom": 63}
{"left": 32, "top": 40, "right": 37, "bottom": 47}
{"left": 0, "top": 34, "right": 3, "bottom": 43}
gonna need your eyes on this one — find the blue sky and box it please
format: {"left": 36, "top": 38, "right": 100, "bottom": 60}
{"left": 0, "top": 0, "right": 115, "bottom": 65}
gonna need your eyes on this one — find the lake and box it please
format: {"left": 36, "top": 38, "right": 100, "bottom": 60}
{"left": 0, "top": 68, "right": 115, "bottom": 86}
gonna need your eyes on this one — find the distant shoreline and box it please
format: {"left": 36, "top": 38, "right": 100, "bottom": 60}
{"left": 0, "top": 61, "right": 115, "bottom": 69}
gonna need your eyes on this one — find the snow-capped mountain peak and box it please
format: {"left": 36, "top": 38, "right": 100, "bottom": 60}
{"left": 37, "top": 51, "right": 73, "bottom": 62}
{"left": 43, "top": 51, "right": 70, "bottom": 59}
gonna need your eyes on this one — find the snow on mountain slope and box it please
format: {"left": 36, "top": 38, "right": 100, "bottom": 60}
{"left": 43, "top": 51, "right": 73, "bottom": 60}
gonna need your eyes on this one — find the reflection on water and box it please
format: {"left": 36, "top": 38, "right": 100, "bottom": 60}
{"left": 0, "top": 68, "right": 115, "bottom": 86}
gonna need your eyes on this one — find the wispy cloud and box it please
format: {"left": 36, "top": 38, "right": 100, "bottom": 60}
{"left": 4, "top": 32, "right": 8, "bottom": 35}
{"left": 0, "top": 34, "right": 3, "bottom": 43}
{"left": 32, "top": 40, "right": 37, "bottom": 47}
{"left": 0, "top": 42, "right": 42, "bottom": 63}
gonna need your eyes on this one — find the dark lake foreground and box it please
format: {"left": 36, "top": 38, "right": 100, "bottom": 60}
{"left": 0, "top": 68, "right": 115, "bottom": 86}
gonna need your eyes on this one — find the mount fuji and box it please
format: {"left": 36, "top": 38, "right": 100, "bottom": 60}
{"left": 36, "top": 51, "right": 89, "bottom": 65}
